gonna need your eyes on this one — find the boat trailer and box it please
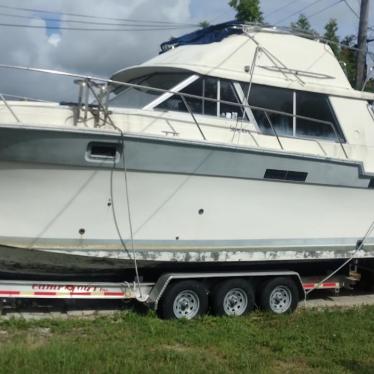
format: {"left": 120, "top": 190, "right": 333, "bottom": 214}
{"left": 0, "top": 270, "right": 359, "bottom": 318}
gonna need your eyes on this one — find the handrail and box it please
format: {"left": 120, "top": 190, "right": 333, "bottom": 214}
{"left": 180, "top": 94, "right": 206, "bottom": 140}
{"left": 104, "top": 77, "right": 348, "bottom": 159}
{"left": 313, "top": 139, "right": 328, "bottom": 156}
{"left": 85, "top": 80, "right": 117, "bottom": 130}
{"left": 0, "top": 63, "right": 348, "bottom": 158}
{"left": 0, "top": 94, "right": 20, "bottom": 123}
{"left": 0, "top": 64, "right": 342, "bottom": 129}
{"left": 0, "top": 89, "right": 337, "bottom": 158}
{"left": 0, "top": 92, "right": 51, "bottom": 103}
{"left": 264, "top": 111, "right": 283, "bottom": 150}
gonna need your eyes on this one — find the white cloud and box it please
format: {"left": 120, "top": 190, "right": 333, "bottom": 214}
{"left": 0, "top": 0, "right": 192, "bottom": 100}
{"left": 48, "top": 33, "right": 61, "bottom": 47}
{"left": 0, "top": 0, "right": 370, "bottom": 102}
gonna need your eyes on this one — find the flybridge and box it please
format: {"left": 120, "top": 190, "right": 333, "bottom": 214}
{"left": 160, "top": 20, "right": 321, "bottom": 53}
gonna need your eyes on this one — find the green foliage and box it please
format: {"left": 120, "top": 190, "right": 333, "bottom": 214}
{"left": 290, "top": 14, "right": 315, "bottom": 34}
{"left": 324, "top": 18, "right": 340, "bottom": 57}
{"left": 289, "top": 15, "right": 357, "bottom": 89}
{"left": 199, "top": 20, "right": 210, "bottom": 29}
{"left": 0, "top": 307, "right": 374, "bottom": 373}
{"left": 322, "top": 19, "right": 360, "bottom": 89}
{"left": 229, "top": 0, "right": 263, "bottom": 23}
{"left": 340, "top": 35, "right": 357, "bottom": 87}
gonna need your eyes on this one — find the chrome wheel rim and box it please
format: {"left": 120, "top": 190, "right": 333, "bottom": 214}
{"left": 269, "top": 286, "right": 292, "bottom": 314}
{"left": 173, "top": 290, "right": 200, "bottom": 319}
{"left": 223, "top": 288, "right": 248, "bottom": 316}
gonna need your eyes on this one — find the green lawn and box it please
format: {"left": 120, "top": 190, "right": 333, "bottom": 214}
{"left": 0, "top": 307, "right": 373, "bottom": 374}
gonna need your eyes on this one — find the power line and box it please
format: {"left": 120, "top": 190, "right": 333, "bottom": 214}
{"left": 307, "top": 0, "right": 344, "bottom": 19}
{"left": 267, "top": 0, "right": 299, "bottom": 18}
{"left": 275, "top": 0, "right": 328, "bottom": 25}
{"left": 343, "top": 0, "right": 360, "bottom": 18}
{"left": 0, "top": 22, "right": 194, "bottom": 32}
{"left": 0, "top": 3, "right": 196, "bottom": 26}
{"left": 0, "top": 25, "right": 362, "bottom": 57}
{"left": 0, "top": 10, "right": 196, "bottom": 28}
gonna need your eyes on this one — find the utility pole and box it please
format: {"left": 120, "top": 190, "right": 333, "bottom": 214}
{"left": 356, "top": 0, "right": 370, "bottom": 90}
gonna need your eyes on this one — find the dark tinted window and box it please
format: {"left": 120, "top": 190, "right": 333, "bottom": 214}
{"left": 244, "top": 84, "right": 293, "bottom": 136}
{"left": 203, "top": 78, "right": 218, "bottom": 116}
{"left": 157, "top": 79, "right": 204, "bottom": 113}
{"left": 296, "top": 91, "right": 341, "bottom": 140}
{"left": 109, "top": 73, "right": 189, "bottom": 108}
{"left": 220, "top": 80, "right": 243, "bottom": 120}
{"left": 157, "top": 93, "right": 185, "bottom": 112}
{"left": 182, "top": 79, "right": 204, "bottom": 114}
{"left": 158, "top": 78, "right": 247, "bottom": 120}
{"left": 158, "top": 77, "right": 215, "bottom": 115}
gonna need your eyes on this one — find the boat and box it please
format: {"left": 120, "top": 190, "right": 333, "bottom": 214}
{"left": 1, "top": 21, "right": 374, "bottom": 281}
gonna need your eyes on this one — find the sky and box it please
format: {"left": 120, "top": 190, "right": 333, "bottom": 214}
{"left": 0, "top": 0, "right": 371, "bottom": 101}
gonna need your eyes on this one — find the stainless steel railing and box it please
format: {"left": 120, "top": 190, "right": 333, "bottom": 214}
{"left": 0, "top": 63, "right": 349, "bottom": 159}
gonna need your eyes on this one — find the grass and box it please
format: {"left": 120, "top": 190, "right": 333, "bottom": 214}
{"left": 0, "top": 307, "right": 373, "bottom": 374}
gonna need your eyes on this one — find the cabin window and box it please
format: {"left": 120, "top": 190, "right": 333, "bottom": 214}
{"left": 296, "top": 91, "right": 340, "bottom": 140}
{"left": 220, "top": 80, "right": 243, "bottom": 120}
{"left": 158, "top": 77, "right": 218, "bottom": 116}
{"left": 203, "top": 78, "right": 218, "bottom": 116}
{"left": 185, "top": 80, "right": 204, "bottom": 114}
{"left": 244, "top": 84, "right": 293, "bottom": 137}
{"left": 242, "top": 83, "right": 344, "bottom": 142}
{"left": 158, "top": 78, "right": 204, "bottom": 114}
{"left": 108, "top": 73, "right": 189, "bottom": 108}
{"left": 157, "top": 77, "right": 246, "bottom": 120}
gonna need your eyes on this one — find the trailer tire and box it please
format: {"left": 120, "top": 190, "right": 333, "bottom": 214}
{"left": 158, "top": 280, "right": 208, "bottom": 320}
{"left": 260, "top": 277, "right": 299, "bottom": 314}
{"left": 211, "top": 278, "right": 255, "bottom": 316}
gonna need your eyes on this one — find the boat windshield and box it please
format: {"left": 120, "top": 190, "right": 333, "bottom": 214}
{"left": 108, "top": 73, "right": 190, "bottom": 108}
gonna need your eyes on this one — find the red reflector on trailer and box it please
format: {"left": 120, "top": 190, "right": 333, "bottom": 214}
{"left": 34, "top": 292, "right": 57, "bottom": 296}
{"left": 70, "top": 292, "right": 91, "bottom": 296}
{"left": 303, "top": 282, "right": 339, "bottom": 290}
{"left": 0, "top": 291, "right": 20, "bottom": 295}
{"left": 104, "top": 292, "right": 125, "bottom": 296}
{"left": 323, "top": 283, "right": 338, "bottom": 288}
{"left": 303, "top": 283, "right": 314, "bottom": 289}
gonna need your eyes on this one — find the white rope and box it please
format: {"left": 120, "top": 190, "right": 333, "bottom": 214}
{"left": 305, "top": 220, "right": 374, "bottom": 297}
{"left": 104, "top": 107, "right": 142, "bottom": 298}
{"left": 120, "top": 130, "right": 142, "bottom": 298}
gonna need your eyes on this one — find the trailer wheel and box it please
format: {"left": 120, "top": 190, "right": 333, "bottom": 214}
{"left": 260, "top": 277, "right": 299, "bottom": 314}
{"left": 158, "top": 280, "right": 208, "bottom": 320}
{"left": 211, "top": 278, "right": 255, "bottom": 317}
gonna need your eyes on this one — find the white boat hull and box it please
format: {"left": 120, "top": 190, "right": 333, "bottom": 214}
{"left": 1, "top": 125, "right": 374, "bottom": 278}
{"left": 1, "top": 162, "right": 374, "bottom": 259}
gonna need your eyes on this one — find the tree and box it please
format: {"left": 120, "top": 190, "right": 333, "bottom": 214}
{"left": 229, "top": 0, "right": 263, "bottom": 23}
{"left": 199, "top": 21, "right": 210, "bottom": 29}
{"left": 340, "top": 35, "right": 357, "bottom": 87}
{"left": 324, "top": 18, "right": 340, "bottom": 57}
{"left": 291, "top": 14, "right": 314, "bottom": 33}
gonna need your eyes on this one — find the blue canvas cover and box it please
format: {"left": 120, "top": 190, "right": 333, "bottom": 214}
{"left": 160, "top": 21, "right": 243, "bottom": 53}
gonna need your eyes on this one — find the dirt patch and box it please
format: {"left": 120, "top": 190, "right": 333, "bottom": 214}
{"left": 159, "top": 344, "right": 194, "bottom": 353}
{"left": 272, "top": 358, "right": 314, "bottom": 373}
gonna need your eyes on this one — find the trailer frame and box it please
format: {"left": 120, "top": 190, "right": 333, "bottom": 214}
{"left": 0, "top": 269, "right": 355, "bottom": 315}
